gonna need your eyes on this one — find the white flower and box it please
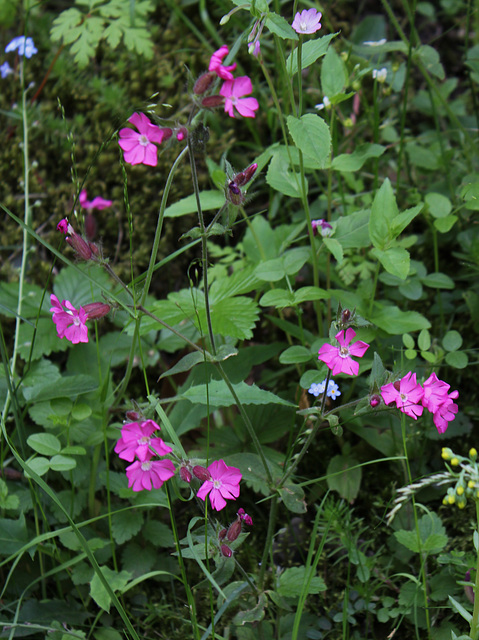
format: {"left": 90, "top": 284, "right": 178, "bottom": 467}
{"left": 372, "top": 67, "right": 387, "bottom": 83}
{"left": 315, "top": 96, "right": 331, "bottom": 111}
{"left": 363, "top": 38, "right": 387, "bottom": 46}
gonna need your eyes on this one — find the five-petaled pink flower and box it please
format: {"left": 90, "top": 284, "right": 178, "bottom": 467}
{"left": 49, "top": 294, "right": 89, "bottom": 344}
{"left": 115, "top": 419, "right": 172, "bottom": 462}
{"left": 197, "top": 459, "right": 242, "bottom": 511}
{"left": 318, "top": 328, "right": 369, "bottom": 376}
{"left": 126, "top": 455, "right": 176, "bottom": 492}
{"left": 432, "top": 391, "right": 458, "bottom": 433}
{"left": 220, "top": 76, "right": 259, "bottom": 119}
{"left": 79, "top": 189, "right": 112, "bottom": 210}
{"left": 292, "top": 8, "right": 322, "bottom": 34}
{"left": 381, "top": 371, "right": 424, "bottom": 420}
{"left": 118, "top": 113, "right": 166, "bottom": 166}
{"left": 209, "top": 45, "right": 237, "bottom": 81}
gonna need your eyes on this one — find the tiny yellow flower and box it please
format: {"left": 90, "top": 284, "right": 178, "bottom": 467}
{"left": 457, "top": 486, "right": 464, "bottom": 496}
{"left": 442, "top": 448, "right": 451, "bottom": 460}
{"left": 470, "top": 448, "right": 477, "bottom": 459}
{"left": 468, "top": 480, "right": 475, "bottom": 489}
{"left": 458, "top": 500, "right": 466, "bottom": 509}
{"left": 448, "top": 494, "right": 455, "bottom": 504}
{"left": 451, "top": 457, "right": 459, "bottom": 466}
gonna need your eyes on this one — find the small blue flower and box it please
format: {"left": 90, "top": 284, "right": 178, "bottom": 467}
{"left": 327, "top": 380, "right": 341, "bottom": 400}
{"left": 5, "top": 36, "right": 38, "bottom": 58}
{"left": 0, "top": 61, "right": 13, "bottom": 78}
{"left": 308, "top": 382, "right": 326, "bottom": 397}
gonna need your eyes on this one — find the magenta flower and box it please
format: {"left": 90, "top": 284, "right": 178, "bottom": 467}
{"left": 380, "top": 372, "right": 424, "bottom": 420}
{"left": 220, "top": 76, "right": 259, "bottom": 119}
{"left": 197, "top": 459, "right": 242, "bottom": 511}
{"left": 118, "top": 113, "right": 166, "bottom": 166}
{"left": 318, "top": 328, "right": 369, "bottom": 376}
{"left": 237, "top": 508, "right": 253, "bottom": 526}
{"left": 209, "top": 45, "right": 237, "bottom": 81}
{"left": 126, "top": 455, "right": 176, "bottom": 492}
{"left": 115, "top": 419, "right": 172, "bottom": 462}
{"left": 312, "top": 219, "right": 333, "bottom": 237}
{"left": 49, "top": 294, "right": 89, "bottom": 344}
{"left": 57, "top": 218, "right": 70, "bottom": 234}
{"left": 433, "top": 392, "right": 459, "bottom": 434}
{"left": 79, "top": 189, "right": 112, "bottom": 210}
{"left": 292, "top": 9, "right": 322, "bottom": 35}
{"left": 422, "top": 373, "right": 451, "bottom": 413}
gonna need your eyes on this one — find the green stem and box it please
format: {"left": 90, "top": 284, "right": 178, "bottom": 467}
{"left": 368, "top": 262, "right": 380, "bottom": 317}
{"left": 258, "top": 495, "right": 278, "bottom": 589}
{"left": 470, "top": 499, "right": 479, "bottom": 640}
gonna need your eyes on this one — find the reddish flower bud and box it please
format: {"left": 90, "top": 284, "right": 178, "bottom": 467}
{"left": 341, "top": 309, "right": 351, "bottom": 324}
{"left": 160, "top": 127, "right": 173, "bottom": 141}
{"left": 218, "top": 528, "right": 227, "bottom": 540}
{"left": 194, "top": 71, "right": 215, "bottom": 95}
{"left": 227, "top": 181, "right": 244, "bottom": 206}
{"left": 126, "top": 411, "right": 141, "bottom": 421}
{"left": 370, "top": 394, "right": 381, "bottom": 408}
{"left": 393, "top": 381, "right": 401, "bottom": 392}
{"left": 201, "top": 95, "right": 225, "bottom": 108}
{"left": 57, "top": 218, "right": 69, "bottom": 234}
{"left": 237, "top": 508, "right": 253, "bottom": 526}
{"left": 180, "top": 466, "right": 192, "bottom": 483}
{"left": 85, "top": 213, "right": 97, "bottom": 241}
{"left": 234, "top": 163, "right": 258, "bottom": 187}
{"left": 193, "top": 465, "right": 212, "bottom": 482}
{"left": 66, "top": 234, "right": 92, "bottom": 261}
{"left": 220, "top": 544, "right": 232, "bottom": 558}
{"left": 83, "top": 302, "right": 111, "bottom": 320}
{"left": 176, "top": 127, "right": 188, "bottom": 141}
{"left": 227, "top": 518, "right": 242, "bottom": 542}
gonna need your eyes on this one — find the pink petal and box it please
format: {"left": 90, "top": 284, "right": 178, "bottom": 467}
{"left": 142, "top": 144, "right": 158, "bottom": 167}
{"left": 128, "top": 112, "right": 152, "bottom": 134}
{"left": 235, "top": 98, "right": 259, "bottom": 118}
{"left": 219, "top": 81, "right": 234, "bottom": 99}
{"left": 232, "top": 76, "right": 253, "bottom": 97}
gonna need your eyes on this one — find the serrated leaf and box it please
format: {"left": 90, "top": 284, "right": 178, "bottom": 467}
{"left": 181, "top": 381, "right": 295, "bottom": 408}
{"left": 371, "top": 247, "right": 410, "bottom": 280}
{"left": 22, "top": 374, "right": 98, "bottom": 402}
{"left": 323, "top": 237, "right": 344, "bottom": 262}
{"left": 334, "top": 209, "right": 370, "bottom": 249}
{"left": 123, "top": 27, "right": 154, "bottom": 58}
{"left": 90, "top": 567, "right": 132, "bottom": 612}
{"left": 266, "top": 152, "right": 302, "bottom": 197}
{"left": 321, "top": 46, "right": 348, "bottom": 97}
{"left": 232, "top": 593, "right": 267, "bottom": 625}
{"left": 50, "top": 8, "right": 83, "bottom": 42}
{"left": 278, "top": 566, "right": 326, "bottom": 597}
{"left": 0, "top": 514, "right": 28, "bottom": 556}
{"left": 286, "top": 114, "right": 331, "bottom": 168}
{"left": 111, "top": 510, "right": 144, "bottom": 544}
{"left": 265, "top": 12, "right": 298, "bottom": 40}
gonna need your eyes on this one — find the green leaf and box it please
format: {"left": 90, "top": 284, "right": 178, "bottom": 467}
{"left": 143, "top": 520, "right": 175, "bottom": 547}
{"left": 278, "top": 566, "right": 326, "bottom": 597}
{"left": 17, "top": 318, "right": 69, "bottom": 360}
{"left": 27, "top": 433, "right": 61, "bottom": 456}
{"left": 286, "top": 33, "right": 338, "bottom": 74}
{"left": 321, "top": 46, "right": 348, "bottom": 97}
{"left": 49, "top": 455, "right": 77, "bottom": 472}
{"left": 123, "top": 26, "right": 154, "bottom": 58}
{"left": 227, "top": 453, "right": 280, "bottom": 496}
{"left": 448, "top": 595, "right": 472, "bottom": 624}
{"left": 181, "top": 381, "right": 295, "bottom": 408}
{"left": 111, "top": 510, "right": 144, "bottom": 544}
{"left": 279, "top": 346, "right": 312, "bottom": 364}
{"left": 255, "top": 258, "right": 286, "bottom": 282}
{"left": 22, "top": 374, "right": 98, "bottom": 402}
{"left": 266, "top": 151, "right": 302, "bottom": 197}
{"left": 425, "top": 192, "right": 452, "bottom": 218}
{"left": 90, "top": 567, "right": 132, "bottom": 613}
{"left": 414, "top": 44, "right": 445, "bottom": 80}
{"left": 418, "top": 329, "right": 431, "bottom": 351}
{"left": 395, "top": 513, "right": 448, "bottom": 554}
{"left": 442, "top": 330, "right": 463, "bottom": 351}
{"left": 372, "top": 306, "right": 430, "bottom": 334}
{"left": 232, "top": 593, "right": 267, "bottom": 625}
{"left": 50, "top": 8, "right": 83, "bottom": 42}
{"left": 332, "top": 144, "right": 386, "bottom": 172}
{"left": 259, "top": 289, "right": 295, "bottom": 309}
{"left": 445, "top": 351, "right": 468, "bottom": 369}
{"left": 279, "top": 483, "right": 307, "bottom": 513}
{"left": 434, "top": 215, "right": 458, "bottom": 233}
{"left": 265, "top": 12, "right": 298, "bottom": 40}
{"left": 294, "top": 286, "right": 329, "bottom": 304}
{"left": 286, "top": 114, "right": 331, "bottom": 169}
{"left": 420, "top": 272, "right": 455, "bottom": 289}
{"left": 369, "top": 178, "right": 399, "bottom": 250}
{"left": 323, "top": 237, "right": 344, "bottom": 262}
{"left": 402, "top": 333, "right": 415, "bottom": 349}
{"left": 164, "top": 190, "right": 224, "bottom": 217}
{"left": 371, "top": 247, "right": 410, "bottom": 280}
{"left": 25, "top": 456, "right": 50, "bottom": 477}
{"left": 0, "top": 514, "right": 28, "bottom": 556}
{"left": 391, "top": 204, "right": 423, "bottom": 237}
{"left": 334, "top": 209, "right": 370, "bottom": 249}
{"left": 326, "top": 454, "right": 361, "bottom": 502}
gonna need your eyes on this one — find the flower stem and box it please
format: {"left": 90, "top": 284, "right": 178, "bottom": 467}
{"left": 470, "top": 499, "right": 479, "bottom": 640}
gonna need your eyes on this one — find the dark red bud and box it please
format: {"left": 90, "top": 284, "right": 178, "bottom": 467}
{"left": 180, "top": 467, "right": 192, "bottom": 483}
{"left": 83, "top": 302, "right": 111, "bottom": 320}
{"left": 161, "top": 127, "right": 173, "bottom": 141}
{"left": 218, "top": 528, "right": 227, "bottom": 540}
{"left": 220, "top": 544, "right": 232, "bottom": 558}
{"left": 227, "top": 182, "right": 244, "bottom": 206}
{"left": 370, "top": 394, "right": 381, "bottom": 408}
{"left": 176, "top": 127, "right": 188, "bottom": 141}
{"left": 126, "top": 411, "right": 141, "bottom": 421}
{"left": 66, "top": 234, "right": 92, "bottom": 261}
{"left": 194, "top": 72, "right": 215, "bottom": 95}
{"left": 234, "top": 163, "right": 258, "bottom": 187}
{"left": 341, "top": 309, "right": 351, "bottom": 324}
{"left": 227, "top": 518, "right": 242, "bottom": 542}
{"left": 393, "top": 381, "right": 401, "bottom": 392}
{"left": 201, "top": 95, "right": 225, "bottom": 108}
{"left": 193, "top": 465, "right": 212, "bottom": 482}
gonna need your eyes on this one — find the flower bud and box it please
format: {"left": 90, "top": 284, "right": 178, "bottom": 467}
{"left": 179, "top": 466, "right": 192, "bottom": 483}
{"left": 226, "top": 518, "right": 242, "bottom": 542}
{"left": 370, "top": 394, "right": 381, "bottom": 408}
{"left": 234, "top": 163, "right": 258, "bottom": 187}
{"left": 160, "top": 127, "right": 173, "bottom": 141}
{"left": 201, "top": 95, "right": 225, "bottom": 108}
{"left": 57, "top": 218, "right": 69, "bottom": 234}
{"left": 341, "top": 309, "right": 351, "bottom": 324}
{"left": 194, "top": 72, "right": 215, "bottom": 95}
{"left": 176, "top": 127, "right": 188, "bottom": 141}
{"left": 83, "top": 302, "right": 111, "bottom": 320}
{"left": 193, "top": 465, "right": 211, "bottom": 482}
{"left": 237, "top": 508, "right": 253, "bottom": 526}
{"left": 66, "top": 234, "right": 93, "bottom": 261}
{"left": 470, "top": 448, "right": 477, "bottom": 460}
{"left": 226, "top": 181, "right": 245, "bottom": 206}
{"left": 218, "top": 528, "right": 227, "bottom": 541}
{"left": 126, "top": 411, "right": 141, "bottom": 421}
{"left": 220, "top": 544, "right": 232, "bottom": 558}
{"left": 85, "top": 213, "right": 97, "bottom": 241}
{"left": 393, "top": 381, "right": 401, "bottom": 392}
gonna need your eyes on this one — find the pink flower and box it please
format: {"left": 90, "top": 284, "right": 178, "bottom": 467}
{"left": 115, "top": 419, "right": 173, "bottom": 462}
{"left": 422, "top": 373, "right": 451, "bottom": 413}
{"left": 380, "top": 372, "right": 424, "bottom": 420}
{"left": 49, "top": 294, "right": 89, "bottom": 344}
{"left": 237, "top": 507, "right": 253, "bottom": 526}
{"left": 57, "top": 218, "right": 70, "bottom": 234}
{"left": 79, "top": 189, "right": 112, "bottom": 210}
{"left": 220, "top": 76, "right": 259, "bottom": 119}
{"left": 197, "top": 459, "right": 242, "bottom": 511}
{"left": 126, "top": 456, "right": 176, "bottom": 492}
{"left": 209, "top": 45, "right": 237, "bottom": 81}
{"left": 118, "top": 113, "right": 166, "bottom": 166}
{"left": 292, "top": 8, "right": 322, "bottom": 34}
{"left": 312, "top": 219, "right": 333, "bottom": 237}
{"left": 318, "top": 328, "right": 369, "bottom": 376}
{"left": 433, "top": 392, "right": 459, "bottom": 434}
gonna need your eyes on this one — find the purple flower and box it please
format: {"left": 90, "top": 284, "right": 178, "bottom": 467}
{"left": 312, "top": 219, "right": 333, "bottom": 237}
{"left": 318, "top": 329, "right": 369, "bottom": 376}
{"left": 197, "top": 459, "right": 242, "bottom": 511}
{"left": 1, "top": 61, "right": 13, "bottom": 78}
{"left": 220, "top": 76, "right": 259, "bottom": 119}
{"left": 118, "top": 113, "right": 167, "bottom": 166}
{"left": 5, "top": 36, "right": 38, "bottom": 58}
{"left": 292, "top": 9, "right": 322, "bottom": 35}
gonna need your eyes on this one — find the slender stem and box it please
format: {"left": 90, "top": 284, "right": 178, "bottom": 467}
{"left": 368, "top": 262, "right": 380, "bottom": 317}
{"left": 470, "top": 499, "right": 479, "bottom": 640}
{"left": 258, "top": 495, "right": 278, "bottom": 589}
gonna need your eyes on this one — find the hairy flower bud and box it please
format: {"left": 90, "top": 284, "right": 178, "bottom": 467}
{"left": 201, "top": 95, "right": 225, "bottom": 108}
{"left": 82, "top": 302, "right": 111, "bottom": 320}
{"left": 66, "top": 234, "right": 93, "bottom": 261}
{"left": 176, "top": 127, "right": 188, "bottom": 141}
{"left": 237, "top": 508, "right": 253, "bottom": 526}
{"left": 179, "top": 466, "right": 192, "bottom": 483}
{"left": 218, "top": 528, "right": 227, "bottom": 541}
{"left": 194, "top": 71, "right": 215, "bottom": 95}
{"left": 370, "top": 394, "right": 381, "bottom": 408}
{"left": 160, "top": 127, "right": 173, "bottom": 141}
{"left": 341, "top": 309, "right": 351, "bottom": 324}
{"left": 233, "top": 163, "right": 258, "bottom": 187}
{"left": 193, "top": 465, "right": 212, "bottom": 482}
{"left": 226, "top": 518, "right": 242, "bottom": 542}
{"left": 220, "top": 544, "right": 232, "bottom": 558}
{"left": 126, "top": 411, "right": 141, "bottom": 421}
{"left": 226, "top": 181, "right": 245, "bottom": 206}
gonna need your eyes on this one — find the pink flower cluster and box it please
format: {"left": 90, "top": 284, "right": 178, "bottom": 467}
{"left": 208, "top": 46, "right": 259, "bottom": 119}
{"left": 381, "top": 372, "right": 458, "bottom": 433}
{"left": 114, "top": 419, "right": 176, "bottom": 492}
{"left": 318, "top": 328, "right": 369, "bottom": 376}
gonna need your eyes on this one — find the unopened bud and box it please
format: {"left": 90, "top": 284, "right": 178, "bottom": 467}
{"left": 234, "top": 163, "right": 258, "bottom": 187}
{"left": 57, "top": 218, "right": 69, "bottom": 234}
{"left": 201, "top": 95, "right": 225, "bottom": 108}
{"left": 176, "top": 127, "right": 188, "bottom": 141}
{"left": 83, "top": 302, "right": 111, "bottom": 320}
{"left": 193, "top": 465, "right": 211, "bottom": 482}
{"left": 194, "top": 72, "right": 215, "bottom": 95}
{"left": 393, "top": 381, "right": 401, "bottom": 392}
{"left": 220, "top": 544, "right": 232, "bottom": 558}
{"left": 227, "top": 518, "right": 242, "bottom": 542}
{"left": 218, "top": 528, "right": 227, "bottom": 540}
{"left": 341, "top": 309, "right": 351, "bottom": 324}
{"left": 227, "top": 181, "right": 245, "bottom": 206}
{"left": 179, "top": 467, "right": 192, "bottom": 483}
{"left": 160, "top": 127, "right": 173, "bottom": 141}
{"left": 66, "top": 234, "right": 93, "bottom": 261}
{"left": 370, "top": 394, "right": 381, "bottom": 408}
{"left": 237, "top": 508, "right": 253, "bottom": 526}
{"left": 126, "top": 411, "right": 140, "bottom": 421}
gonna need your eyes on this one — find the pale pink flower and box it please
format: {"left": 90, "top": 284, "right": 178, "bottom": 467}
{"left": 126, "top": 455, "right": 176, "bottom": 492}
{"left": 318, "top": 328, "right": 369, "bottom": 376}
{"left": 118, "top": 113, "right": 166, "bottom": 166}
{"left": 220, "top": 76, "right": 259, "bottom": 119}
{"left": 79, "top": 189, "right": 112, "bottom": 210}
{"left": 381, "top": 372, "right": 424, "bottom": 420}
{"left": 292, "top": 8, "right": 322, "bottom": 35}
{"left": 49, "top": 294, "right": 88, "bottom": 344}
{"left": 114, "top": 419, "right": 172, "bottom": 462}
{"left": 209, "top": 45, "right": 237, "bottom": 80}
{"left": 197, "top": 459, "right": 242, "bottom": 511}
